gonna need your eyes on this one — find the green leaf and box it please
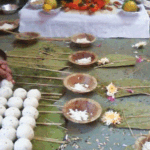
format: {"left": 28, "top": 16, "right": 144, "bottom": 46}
{"left": 112, "top": 102, "right": 150, "bottom": 129}
{"left": 98, "top": 54, "right": 136, "bottom": 68}
{"left": 124, "top": 145, "right": 134, "bottom": 150}
{"left": 97, "top": 78, "right": 150, "bottom": 98}
{"left": 7, "top": 41, "right": 68, "bottom": 149}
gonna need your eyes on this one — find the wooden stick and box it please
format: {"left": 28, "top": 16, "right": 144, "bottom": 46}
{"left": 39, "top": 104, "right": 63, "bottom": 107}
{"left": 10, "top": 65, "right": 70, "bottom": 74}
{"left": 122, "top": 110, "right": 134, "bottom": 137}
{"left": 8, "top": 61, "right": 70, "bottom": 68}
{"left": 16, "top": 82, "right": 63, "bottom": 87}
{"left": 45, "top": 119, "right": 68, "bottom": 130}
{"left": 118, "top": 86, "right": 150, "bottom": 89}
{"left": 40, "top": 37, "right": 71, "bottom": 41}
{"left": 40, "top": 51, "right": 71, "bottom": 55}
{"left": 39, "top": 111, "right": 62, "bottom": 114}
{"left": 36, "top": 122, "right": 63, "bottom": 126}
{"left": 13, "top": 74, "right": 64, "bottom": 80}
{"left": 95, "top": 58, "right": 136, "bottom": 69}
{"left": 8, "top": 55, "right": 68, "bottom": 61}
{"left": 41, "top": 96, "right": 60, "bottom": 99}
{"left": 126, "top": 115, "right": 150, "bottom": 118}
{"left": 34, "top": 136, "right": 67, "bottom": 144}
{"left": 41, "top": 92, "right": 62, "bottom": 96}
{"left": 41, "top": 99, "right": 59, "bottom": 102}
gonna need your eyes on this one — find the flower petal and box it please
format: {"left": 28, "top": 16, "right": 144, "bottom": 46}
{"left": 107, "top": 96, "right": 115, "bottom": 102}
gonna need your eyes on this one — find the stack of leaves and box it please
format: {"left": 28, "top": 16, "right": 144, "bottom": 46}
{"left": 6, "top": 41, "right": 72, "bottom": 150}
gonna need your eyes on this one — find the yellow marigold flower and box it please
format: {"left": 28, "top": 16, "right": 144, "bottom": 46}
{"left": 101, "top": 110, "right": 121, "bottom": 126}
{"left": 106, "top": 82, "right": 117, "bottom": 98}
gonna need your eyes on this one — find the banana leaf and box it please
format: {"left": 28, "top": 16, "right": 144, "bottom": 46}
{"left": 98, "top": 54, "right": 136, "bottom": 68}
{"left": 97, "top": 78, "right": 150, "bottom": 98}
{"left": 110, "top": 102, "right": 150, "bottom": 129}
{"left": 124, "top": 145, "right": 134, "bottom": 150}
{"left": 7, "top": 41, "right": 72, "bottom": 70}
{"left": 6, "top": 41, "right": 69, "bottom": 150}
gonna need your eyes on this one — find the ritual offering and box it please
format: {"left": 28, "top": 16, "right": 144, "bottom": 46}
{"left": 2, "top": 116, "right": 19, "bottom": 129}
{"left": 13, "top": 88, "right": 27, "bottom": 100}
{"left": 69, "top": 51, "right": 98, "bottom": 66}
{"left": 63, "top": 73, "right": 97, "bottom": 93}
{"left": 19, "top": 116, "right": 36, "bottom": 129}
{"left": 0, "top": 79, "right": 14, "bottom": 89}
{"left": 0, "top": 97, "right": 7, "bottom": 106}
{"left": 14, "top": 138, "right": 32, "bottom": 150}
{"left": 0, "top": 105, "right": 6, "bottom": 116}
{"left": 0, "top": 126, "right": 16, "bottom": 141}
{"left": 0, "top": 20, "right": 19, "bottom": 31}
{"left": 27, "top": 89, "right": 41, "bottom": 101}
{"left": 22, "top": 106, "right": 39, "bottom": 119}
{"left": 62, "top": 98, "right": 102, "bottom": 123}
{"left": 16, "top": 124, "right": 34, "bottom": 140}
{"left": 4, "top": 107, "right": 21, "bottom": 119}
{"left": 134, "top": 132, "right": 150, "bottom": 150}
{"left": 7, "top": 97, "right": 23, "bottom": 109}
{"left": 23, "top": 97, "right": 39, "bottom": 108}
{"left": 0, "top": 138, "right": 14, "bottom": 150}
{"left": 0, "top": 87, "right": 13, "bottom": 99}
{"left": 71, "top": 33, "right": 96, "bottom": 47}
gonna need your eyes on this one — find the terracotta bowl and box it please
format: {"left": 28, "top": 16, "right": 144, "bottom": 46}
{"left": 15, "top": 32, "right": 40, "bottom": 41}
{"left": 68, "top": 51, "right": 98, "bottom": 66}
{"left": 63, "top": 73, "right": 97, "bottom": 94}
{"left": 0, "top": 19, "right": 19, "bottom": 31}
{"left": 71, "top": 33, "right": 96, "bottom": 48}
{"left": 62, "top": 98, "right": 102, "bottom": 124}
{"left": 134, "top": 133, "right": 150, "bottom": 150}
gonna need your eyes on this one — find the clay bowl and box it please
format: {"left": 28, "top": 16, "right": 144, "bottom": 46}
{"left": 15, "top": 32, "right": 40, "bottom": 41}
{"left": 71, "top": 33, "right": 96, "bottom": 48}
{"left": 68, "top": 51, "right": 98, "bottom": 66}
{"left": 63, "top": 73, "right": 97, "bottom": 94}
{"left": 62, "top": 98, "right": 102, "bottom": 124}
{"left": 0, "top": 19, "right": 19, "bottom": 31}
{"left": 134, "top": 133, "right": 150, "bottom": 150}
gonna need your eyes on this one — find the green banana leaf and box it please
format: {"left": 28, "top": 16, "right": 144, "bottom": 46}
{"left": 97, "top": 54, "right": 136, "bottom": 68}
{"left": 97, "top": 78, "right": 150, "bottom": 98}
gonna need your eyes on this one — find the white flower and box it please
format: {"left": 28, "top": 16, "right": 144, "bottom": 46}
{"left": 132, "top": 41, "right": 147, "bottom": 49}
{"left": 106, "top": 82, "right": 118, "bottom": 98}
{"left": 101, "top": 110, "right": 121, "bottom": 126}
{"left": 98, "top": 57, "right": 109, "bottom": 65}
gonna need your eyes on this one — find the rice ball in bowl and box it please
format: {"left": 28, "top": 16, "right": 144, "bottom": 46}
{"left": 7, "top": 97, "right": 23, "bottom": 109}
{"left": 0, "top": 87, "right": 13, "bottom": 99}
{"left": 19, "top": 116, "right": 36, "bottom": 129}
{"left": 2, "top": 116, "right": 19, "bottom": 129}
{"left": 4, "top": 107, "right": 21, "bottom": 119}
{"left": 22, "top": 106, "right": 39, "bottom": 119}
{"left": 0, "top": 138, "right": 13, "bottom": 150}
{"left": 17, "top": 124, "right": 34, "bottom": 140}
{"left": 0, "top": 126, "right": 16, "bottom": 141}
{"left": 13, "top": 88, "right": 27, "bottom": 100}
{"left": 0, "top": 79, "right": 13, "bottom": 89}
{"left": 14, "top": 138, "right": 32, "bottom": 150}
{"left": 27, "top": 89, "right": 41, "bottom": 101}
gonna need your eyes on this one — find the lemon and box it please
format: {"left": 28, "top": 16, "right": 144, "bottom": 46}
{"left": 104, "top": 0, "right": 110, "bottom": 5}
{"left": 43, "top": 4, "right": 52, "bottom": 11}
{"left": 44, "top": 0, "right": 57, "bottom": 8}
{"left": 123, "top": 1, "right": 138, "bottom": 12}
